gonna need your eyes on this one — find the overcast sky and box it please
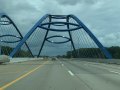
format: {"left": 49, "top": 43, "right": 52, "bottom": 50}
{"left": 0, "top": 0, "right": 120, "bottom": 54}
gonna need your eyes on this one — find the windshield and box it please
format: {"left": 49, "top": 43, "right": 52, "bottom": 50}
{"left": 0, "top": 0, "right": 120, "bottom": 90}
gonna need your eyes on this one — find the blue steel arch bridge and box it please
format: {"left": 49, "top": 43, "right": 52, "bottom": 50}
{"left": 0, "top": 13, "right": 112, "bottom": 59}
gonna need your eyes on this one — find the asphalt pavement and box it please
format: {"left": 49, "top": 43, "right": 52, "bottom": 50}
{"left": 0, "top": 58, "right": 120, "bottom": 90}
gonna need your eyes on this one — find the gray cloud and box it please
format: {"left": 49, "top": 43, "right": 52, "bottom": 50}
{"left": 99, "top": 32, "right": 120, "bottom": 47}
{"left": 55, "top": 0, "right": 98, "bottom": 5}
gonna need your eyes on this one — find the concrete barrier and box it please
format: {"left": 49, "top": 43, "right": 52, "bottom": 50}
{"left": 0, "top": 55, "right": 10, "bottom": 64}
{"left": 71, "top": 58, "right": 120, "bottom": 65}
{"left": 10, "top": 57, "right": 44, "bottom": 63}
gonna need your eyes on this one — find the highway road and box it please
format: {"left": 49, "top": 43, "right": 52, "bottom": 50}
{"left": 0, "top": 58, "right": 120, "bottom": 90}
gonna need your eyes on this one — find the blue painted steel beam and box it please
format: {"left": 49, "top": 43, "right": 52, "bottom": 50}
{"left": 68, "top": 15, "right": 112, "bottom": 59}
{"left": 37, "top": 15, "right": 51, "bottom": 57}
{"left": 67, "top": 17, "right": 77, "bottom": 58}
{"left": 46, "top": 35, "right": 71, "bottom": 44}
{"left": 0, "top": 34, "right": 21, "bottom": 43}
{"left": 0, "top": 20, "right": 12, "bottom": 25}
{"left": 10, "top": 14, "right": 50, "bottom": 57}
{"left": 39, "top": 25, "right": 81, "bottom": 32}
{"left": 0, "top": 13, "right": 33, "bottom": 56}
{"left": 68, "top": 31, "right": 77, "bottom": 57}
{"left": 37, "top": 30, "right": 49, "bottom": 57}
{"left": 0, "top": 13, "right": 34, "bottom": 57}
{"left": 50, "top": 15, "right": 67, "bottom": 19}
{"left": 46, "top": 35, "right": 70, "bottom": 39}
{"left": 41, "top": 22, "right": 79, "bottom": 26}
{"left": 10, "top": 14, "right": 112, "bottom": 59}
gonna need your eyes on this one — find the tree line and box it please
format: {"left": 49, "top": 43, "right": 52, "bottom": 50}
{"left": 65, "top": 46, "right": 120, "bottom": 59}
{"left": 0, "top": 46, "right": 32, "bottom": 57}
{"left": 1, "top": 46, "right": 120, "bottom": 59}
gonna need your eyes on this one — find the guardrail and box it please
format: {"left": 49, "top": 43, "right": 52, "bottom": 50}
{"left": 71, "top": 58, "right": 120, "bottom": 65}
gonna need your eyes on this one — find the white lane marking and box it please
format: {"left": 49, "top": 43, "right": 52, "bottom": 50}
{"left": 62, "top": 64, "right": 64, "bottom": 66}
{"left": 109, "top": 71, "right": 120, "bottom": 75}
{"left": 68, "top": 70, "right": 74, "bottom": 76}
{"left": 83, "top": 63, "right": 120, "bottom": 75}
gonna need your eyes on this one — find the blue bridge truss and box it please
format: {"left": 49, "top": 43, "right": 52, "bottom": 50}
{"left": 0, "top": 13, "right": 112, "bottom": 59}
{"left": 0, "top": 13, "right": 33, "bottom": 57}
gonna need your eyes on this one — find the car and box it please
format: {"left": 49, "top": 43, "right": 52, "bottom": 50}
{"left": 51, "top": 57, "right": 56, "bottom": 61}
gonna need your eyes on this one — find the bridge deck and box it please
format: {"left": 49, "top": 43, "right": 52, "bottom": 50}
{"left": 0, "top": 59, "right": 120, "bottom": 90}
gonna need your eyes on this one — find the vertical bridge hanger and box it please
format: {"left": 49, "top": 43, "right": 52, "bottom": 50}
{"left": 9, "top": 14, "right": 112, "bottom": 59}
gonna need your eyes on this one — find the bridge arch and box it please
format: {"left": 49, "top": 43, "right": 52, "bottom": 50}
{"left": 0, "top": 13, "right": 33, "bottom": 57}
{"left": 9, "top": 14, "right": 112, "bottom": 59}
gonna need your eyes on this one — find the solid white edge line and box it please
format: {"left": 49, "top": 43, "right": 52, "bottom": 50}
{"left": 68, "top": 70, "right": 74, "bottom": 76}
{"left": 110, "top": 71, "right": 120, "bottom": 75}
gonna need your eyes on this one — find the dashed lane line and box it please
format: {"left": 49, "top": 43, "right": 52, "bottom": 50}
{"left": 109, "top": 71, "right": 120, "bottom": 75}
{"left": 62, "top": 64, "right": 64, "bottom": 66}
{"left": 68, "top": 70, "right": 74, "bottom": 76}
